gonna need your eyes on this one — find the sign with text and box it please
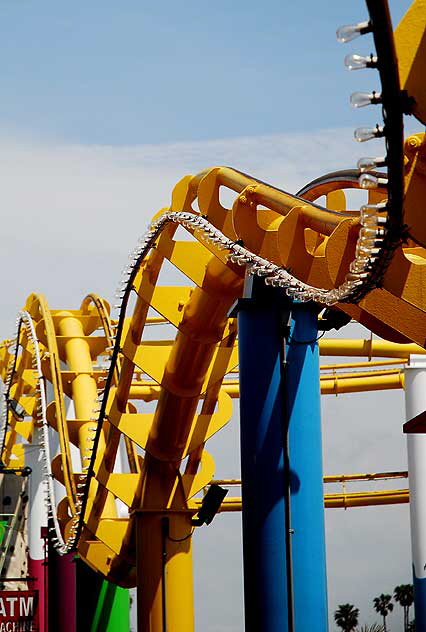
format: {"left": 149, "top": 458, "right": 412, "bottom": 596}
{"left": 0, "top": 591, "right": 38, "bottom": 632}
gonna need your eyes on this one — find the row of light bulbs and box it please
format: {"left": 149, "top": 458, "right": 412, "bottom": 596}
{"left": 335, "top": 15, "right": 391, "bottom": 300}
{"left": 337, "top": 18, "right": 387, "bottom": 188}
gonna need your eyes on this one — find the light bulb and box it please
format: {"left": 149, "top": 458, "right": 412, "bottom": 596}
{"left": 361, "top": 202, "right": 387, "bottom": 213}
{"left": 350, "top": 260, "right": 367, "bottom": 274}
{"left": 360, "top": 204, "right": 388, "bottom": 225}
{"left": 336, "top": 21, "right": 372, "bottom": 43}
{"left": 359, "top": 173, "right": 388, "bottom": 189}
{"left": 360, "top": 226, "right": 380, "bottom": 239}
{"left": 354, "top": 125, "right": 384, "bottom": 142}
{"left": 359, "top": 174, "right": 378, "bottom": 189}
{"left": 344, "top": 53, "right": 377, "bottom": 70}
{"left": 350, "top": 91, "right": 382, "bottom": 108}
{"left": 357, "top": 156, "right": 386, "bottom": 171}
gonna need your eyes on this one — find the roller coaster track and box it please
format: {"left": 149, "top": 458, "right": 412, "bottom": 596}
{"left": 0, "top": 0, "right": 425, "bottom": 598}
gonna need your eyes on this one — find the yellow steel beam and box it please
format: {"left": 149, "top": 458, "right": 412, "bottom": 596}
{"left": 194, "top": 166, "right": 426, "bottom": 347}
{"left": 319, "top": 338, "right": 423, "bottom": 358}
{"left": 207, "top": 489, "right": 409, "bottom": 513}
{"left": 400, "top": 134, "right": 426, "bottom": 249}
{"left": 128, "top": 369, "right": 404, "bottom": 399}
{"left": 212, "top": 471, "right": 408, "bottom": 486}
{"left": 323, "top": 471, "right": 407, "bottom": 483}
{"left": 395, "top": 0, "right": 426, "bottom": 125}
{"left": 324, "top": 490, "right": 409, "bottom": 509}
{"left": 56, "top": 313, "right": 101, "bottom": 470}
{"left": 320, "top": 359, "right": 408, "bottom": 370}
{"left": 319, "top": 372, "right": 404, "bottom": 394}
{"left": 207, "top": 471, "right": 410, "bottom": 511}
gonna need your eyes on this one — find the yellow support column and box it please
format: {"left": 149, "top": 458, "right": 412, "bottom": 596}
{"left": 57, "top": 313, "right": 100, "bottom": 468}
{"left": 135, "top": 511, "right": 194, "bottom": 632}
{"left": 56, "top": 312, "right": 116, "bottom": 515}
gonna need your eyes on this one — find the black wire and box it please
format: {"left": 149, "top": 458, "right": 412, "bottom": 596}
{"left": 279, "top": 308, "right": 295, "bottom": 632}
{"left": 74, "top": 232, "right": 159, "bottom": 546}
{"left": 166, "top": 528, "right": 195, "bottom": 543}
{"left": 287, "top": 330, "right": 326, "bottom": 345}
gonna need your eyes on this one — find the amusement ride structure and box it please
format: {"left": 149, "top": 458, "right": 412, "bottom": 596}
{"left": 0, "top": 0, "right": 426, "bottom": 630}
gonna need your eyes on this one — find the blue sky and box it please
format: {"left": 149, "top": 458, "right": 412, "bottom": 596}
{"left": 0, "top": 0, "right": 412, "bottom": 144}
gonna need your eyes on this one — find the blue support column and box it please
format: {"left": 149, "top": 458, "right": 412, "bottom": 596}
{"left": 287, "top": 306, "right": 328, "bottom": 632}
{"left": 237, "top": 278, "right": 291, "bottom": 632}
{"left": 237, "top": 277, "right": 328, "bottom": 632}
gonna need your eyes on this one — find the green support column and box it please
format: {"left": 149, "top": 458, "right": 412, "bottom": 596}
{"left": 76, "top": 559, "right": 130, "bottom": 632}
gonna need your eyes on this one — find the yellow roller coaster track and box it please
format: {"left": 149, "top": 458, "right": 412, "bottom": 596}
{"left": 1, "top": 155, "right": 425, "bottom": 585}
{"left": 0, "top": 0, "right": 425, "bottom": 615}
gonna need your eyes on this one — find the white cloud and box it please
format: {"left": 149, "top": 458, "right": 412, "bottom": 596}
{"left": 1, "top": 126, "right": 381, "bottom": 331}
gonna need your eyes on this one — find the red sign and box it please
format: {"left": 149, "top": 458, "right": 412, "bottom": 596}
{"left": 0, "top": 591, "right": 38, "bottom": 632}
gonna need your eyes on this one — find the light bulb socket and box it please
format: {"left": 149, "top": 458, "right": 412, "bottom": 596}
{"left": 344, "top": 53, "right": 378, "bottom": 70}
{"left": 336, "top": 21, "right": 372, "bottom": 43}
{"left": 350, "top": 91, "right": 382, "bottom": 108}
{"left": 357, "top": 156, "right": 386, "bottom": 171}
{"left": 359, "top": 174, "right": 378, "bottom": 189}
{"left": 361, "top": 203, "right": 388, "bottom": 212}
{"left": 359, "top": 173, "right": 388, "bottom": 189}
{"left": 354, "top": 125, "right": 384, "bottom": 142}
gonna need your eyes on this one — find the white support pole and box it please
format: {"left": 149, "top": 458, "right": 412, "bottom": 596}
{"left": 405, "top": 355, "right": 426, "bottom": 631}
{"left": 24, "top": 426, "right": 48, "bottom": 631}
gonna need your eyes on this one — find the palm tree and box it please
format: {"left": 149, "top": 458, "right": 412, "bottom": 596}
{"left": 373, "top": 594, "right": 394, "bottom": 632}
{"left": 334, "top": 603, "right": 360, "bottom": 632}
{"left": 394, "top": 584, "right": 414, "bottom": 631}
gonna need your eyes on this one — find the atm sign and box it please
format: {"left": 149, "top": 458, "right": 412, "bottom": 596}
{"left": 0, "top": 591, "right": 38, "bottom": 631}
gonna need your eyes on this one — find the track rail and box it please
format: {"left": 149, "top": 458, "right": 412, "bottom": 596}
{"left": 0, "top": 154, "right": 424, "bottom": 582}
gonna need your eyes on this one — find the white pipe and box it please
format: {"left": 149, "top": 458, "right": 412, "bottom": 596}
{"left": 405, "top": 355, "right": 426, "bottom": 628}
{"left": 24, "top": 426, "right": 48, "bottom": 563}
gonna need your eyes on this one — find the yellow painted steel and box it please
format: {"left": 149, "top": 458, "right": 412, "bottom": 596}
{"left": 136, "top": 513, "right": 194, "bottom": 632}
{"left": 400, "top": 134, "right": 426, "bottom": 249}
{"left": 56, "top": 313, "right": 101, "bottom": 470}
{"left": 212, "top": 471, "right": 408, "bottom": 485}
{"left": 0, "top": 164, "right": 423, "bottom": 625}
{"left": 0, "top": 4, "right": 424, "bottom": 629}
{"left": 324, "top": 490, "right": 408, "bottom": 508}
{"left": 323, "top": 471, "right": 407, "bottom": 483}
{"left": 319, "top": 371, "right": 404, "bottom": 394}
{"left": 321, "top": 359, "right": 407, "bottom": 370}
{"left": 55, "top": 312, "right": 117, "bottom": 528}
{"left": 0, "top": 295, "right": 412, "bottom": 584}
{"left": 394, "top": 0, "right": 426, "bottom": 125}
{"left": 129, "top": 369, "right": 404, "bottom": 398}
{"left": 319, "top": 338, "right": 423, "bottom": 358}
{"left": 207, "top": 471, "right": 410, "bottom": 510}
{"left": 26, "top": 295, "right": 78, "bottom": 515}
{"left": 210, "top": 490, "right": 409, "bottom": 512}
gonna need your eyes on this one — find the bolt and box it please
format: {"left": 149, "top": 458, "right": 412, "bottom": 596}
{"left": 406, "top": 135, "right": 421, "bottom": 151}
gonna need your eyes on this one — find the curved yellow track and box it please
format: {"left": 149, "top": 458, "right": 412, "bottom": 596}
{"left": 0, "top": 161, "right": 424, "bottom": 586}
{"left": 0, "top": 4, "right": 425, "bottom": 619}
